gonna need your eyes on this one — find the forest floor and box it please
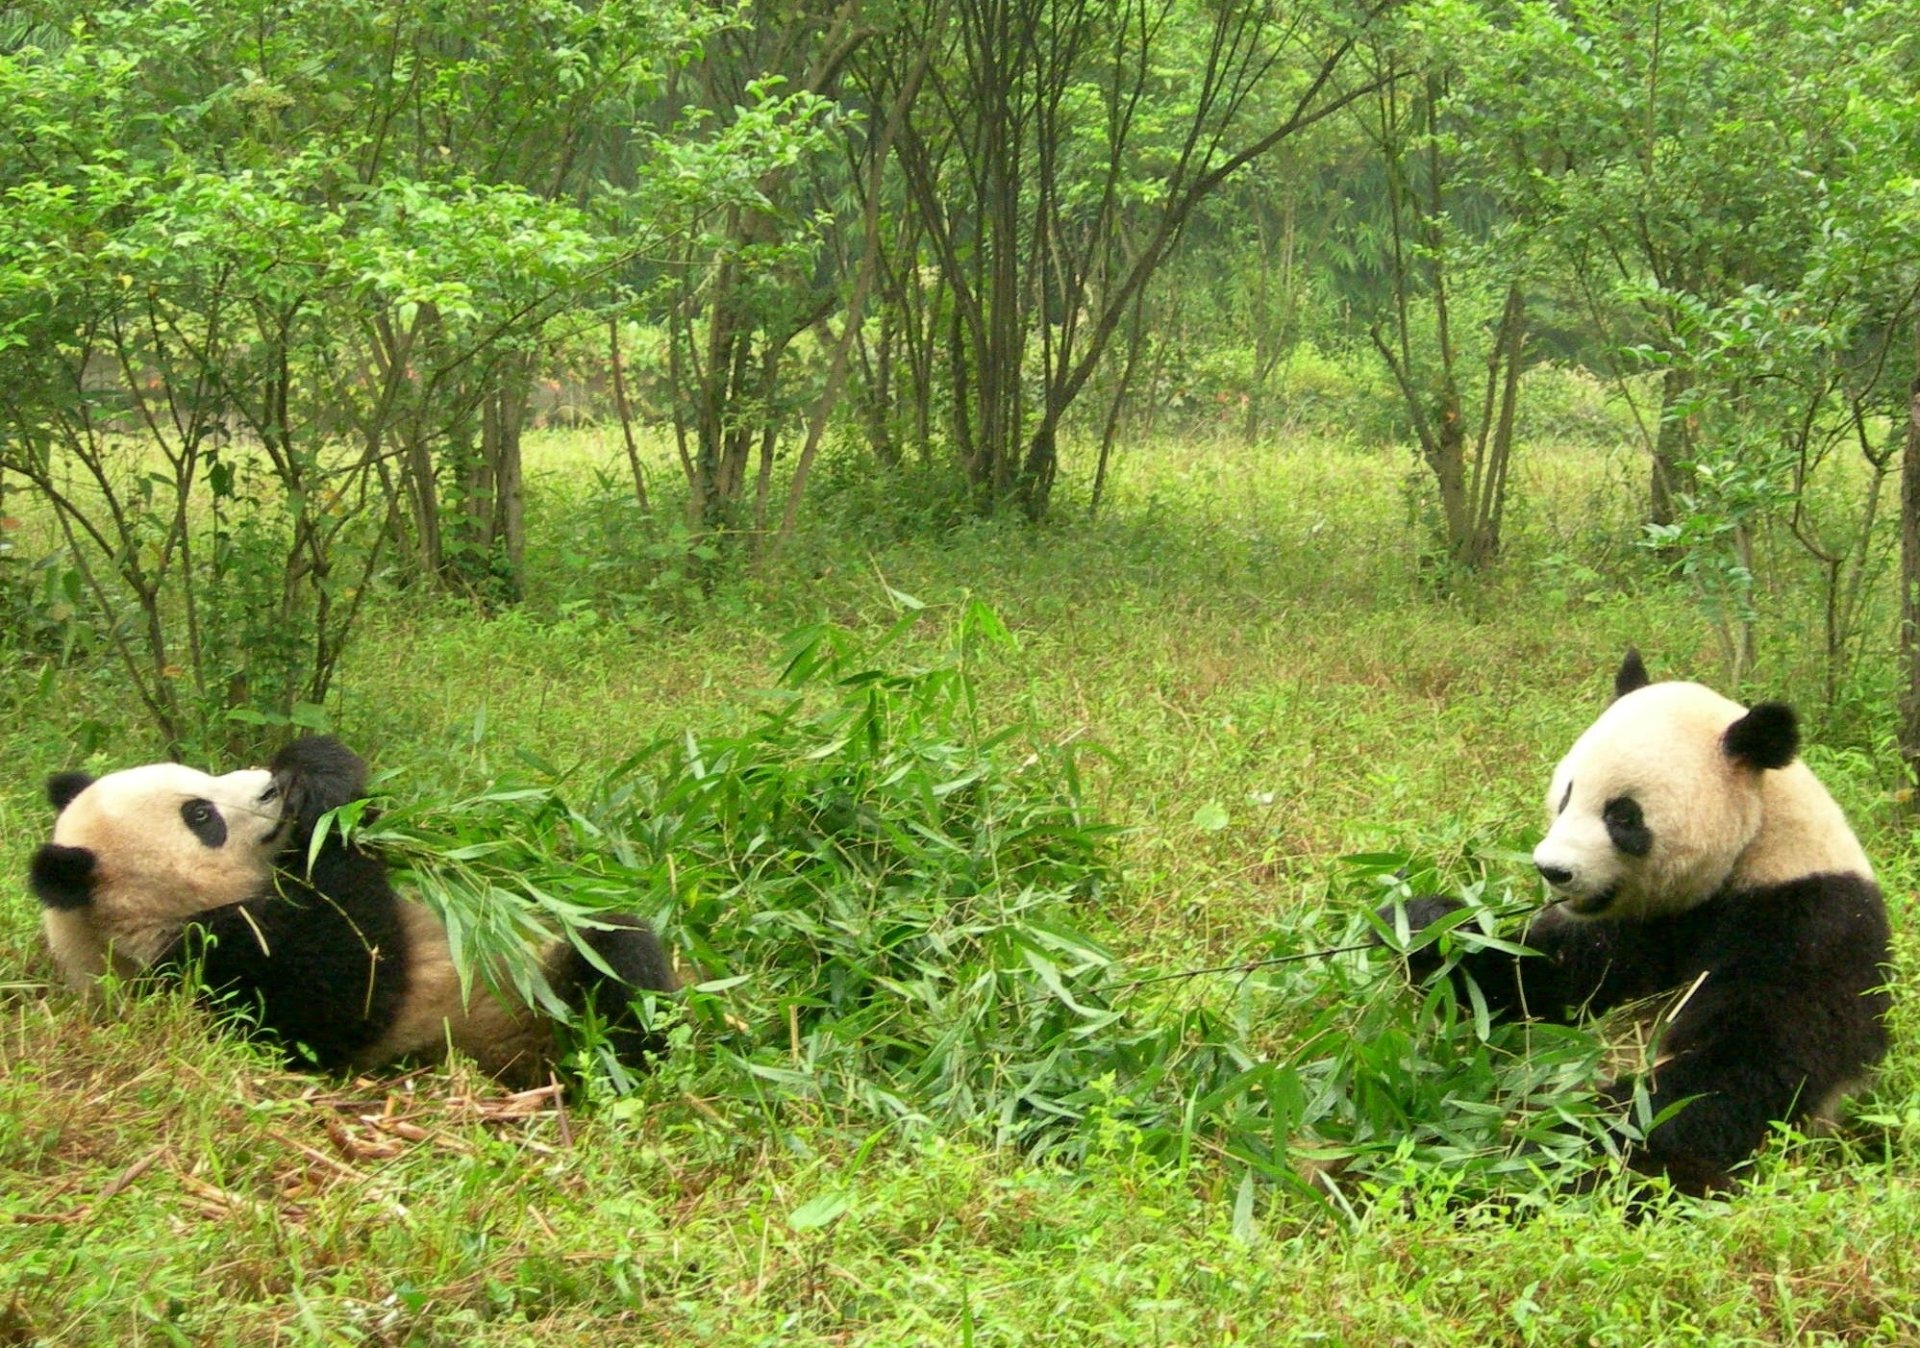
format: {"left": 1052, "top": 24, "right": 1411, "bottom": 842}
{"left": 2, "top": 431, "right": 1916, "bottom": 1344}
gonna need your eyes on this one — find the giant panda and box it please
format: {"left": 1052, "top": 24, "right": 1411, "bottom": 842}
{"left": 1386, "top": 651, "right": 1892, "bottom": 1194}
{"left": 28, "top": 735, "right": 677, "bottom": 1087}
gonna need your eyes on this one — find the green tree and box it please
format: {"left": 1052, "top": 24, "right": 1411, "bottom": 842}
{"left": 1438, "top": 0, "right": 1916, "bottom": 682}
{"left": 1450, "top": 0, "right": 1914, "bottom": 524}
{"left": 654, "top": 1, "right": 851, "bottom": 538}
{"left": 0, "top": 0, "right": 781, "bottom": 749}
{"left": 881, "top": 0, "right": 1387, "bottom": 518}
{"left": 1351, "top": 23, "right": 1531, "bottom": 570}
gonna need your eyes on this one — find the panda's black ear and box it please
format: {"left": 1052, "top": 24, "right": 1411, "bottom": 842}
{"left": 1613, "top": 648, "right": 1651, "bottom": 700}
{"left": 270, "top": 735, "right": 368, "bottom": 834}
{"left": 1724, "top": 702, "right": 1798, "bottom": 771}
{"left": 46, "top": 772, "right": 94, "bottom": 812}
{"left": 30, "top": 843, "right": 98, "bottom": 910}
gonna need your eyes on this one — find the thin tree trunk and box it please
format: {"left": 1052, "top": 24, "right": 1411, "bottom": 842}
{"left": 1651, "top": 365, "right": 1693, "bottom": 527}
{"left": 489, "top": 384, "right": 525, "bottom": 585}
{"left": 1469, "top": 284, "right": 1525, "bottom": 566}
{"left": 1090, "top": 280, "right": 1150, "bottom": 519}
{"left": 1896, "top": 317, "right": 1920, "bottom": 788}
{"left": 609, "top": 317, "right": 652, "bottom": 514}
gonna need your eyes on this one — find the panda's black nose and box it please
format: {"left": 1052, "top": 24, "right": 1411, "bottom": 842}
{"left": 1536, "top": 862, "right": 1574, "bottom": 888}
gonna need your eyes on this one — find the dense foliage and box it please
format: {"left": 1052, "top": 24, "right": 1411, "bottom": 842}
{"left": 343, "top": 599, "right": 1625, "bottom": 1207}
{"left": 4, "top": 0, "right": 1916, "bottom": 748}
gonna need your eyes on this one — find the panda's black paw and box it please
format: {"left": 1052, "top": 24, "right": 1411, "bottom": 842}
{"left": 1373, "top": 895, "right": 1464, "bottom": 981}
{"left": 582, "top": 914, "right": 679, "bottom": 997}
{"left": 563, "top": 914, "right": 680, "bottom": 1069}
{"left": 271, "top": 736, "right": 369, "bottom": 834}
{"left": 1372, "top": 894, "right": 1464, "bottom": 941}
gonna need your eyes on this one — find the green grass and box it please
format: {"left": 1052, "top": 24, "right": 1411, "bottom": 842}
{"left": 3, "top": 432, "right": 1917, "bottom": 1344}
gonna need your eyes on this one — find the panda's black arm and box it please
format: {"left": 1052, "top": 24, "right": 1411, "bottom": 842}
{"left": 1388, "top": 898, "right": 1681, "bottom": 1025}
{"left": 271, "top": 736, "right": 369, "bottom": 840}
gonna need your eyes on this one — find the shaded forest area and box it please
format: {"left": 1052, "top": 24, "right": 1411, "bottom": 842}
{"left": 1, "top": 0, "right": 1917, "bottom": 755}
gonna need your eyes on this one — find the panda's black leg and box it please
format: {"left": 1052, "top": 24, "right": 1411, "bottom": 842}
{"left": 1602, "top": 1023, "right": 1809, "bottom": 1197}
{"left": 555, "top": 914, "right": 678, "bottom": 1069}
{"left": 1597, "top": 1078, "right": 1741, "bottom": 1197}
{"left": 1598, "top": 972, "right": 1848, "bottom": 1197}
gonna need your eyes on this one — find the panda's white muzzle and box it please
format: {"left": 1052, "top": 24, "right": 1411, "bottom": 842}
{"left": 1532, "top": 821, "right": 1625, "bottom": 917}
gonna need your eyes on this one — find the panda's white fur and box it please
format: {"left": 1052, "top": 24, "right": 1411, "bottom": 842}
{"left": 30, "top": 737, "right": 676, "bottom": 1086}
{"left": 40, "top": 762, "right": 285, "bottom": 981}
{"left": 1388, "top": 651, "right": 1892, "bottom": 1194}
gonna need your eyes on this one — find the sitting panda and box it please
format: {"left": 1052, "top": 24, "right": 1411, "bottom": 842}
{"left": 28, "top": 735, "right": 677, "bottom": 1086}
{"left": 1386, "top": 651, "right": 1892, "bottom": 1194}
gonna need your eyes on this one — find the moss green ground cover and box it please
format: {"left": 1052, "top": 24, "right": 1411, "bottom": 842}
{"left": 2, "top": 433, "right": 1915, "bottom": 1344}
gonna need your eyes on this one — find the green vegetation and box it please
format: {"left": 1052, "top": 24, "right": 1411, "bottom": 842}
{"left": 4, "top": 433, "right": 1917, "bottom": 1343}
{"left": 2, "top": 0, "right": 1917, "bottom": 1337}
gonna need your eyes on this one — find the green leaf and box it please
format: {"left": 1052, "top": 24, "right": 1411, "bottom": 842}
{"left": 787, "top": 1193, "right": 851, "bottom": 1232}
{"left": 1231, "top": 1170, "right": 1258, "bottom": 1243}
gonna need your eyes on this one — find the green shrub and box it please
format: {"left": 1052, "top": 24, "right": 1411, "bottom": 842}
{"left": 353, "top": 597, "right": 1622, "bottom": 1208}
{"left": 1270, "top": 343, "right": 1409, "bottom": 446}
{"left": 1519, "top": 362, "right": 1639, "bottom": 447}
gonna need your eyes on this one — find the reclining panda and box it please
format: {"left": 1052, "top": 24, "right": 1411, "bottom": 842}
{"left": 1386, "top": 651, "right": 1893, "bottom": 1193}
{"left": 29, "top": 736, "right": 676, "bottom": 1086}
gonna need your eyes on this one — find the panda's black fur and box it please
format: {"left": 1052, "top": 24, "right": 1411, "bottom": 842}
{"left": 1386, "top": 652, "right": 1893, "bottom": 1195}
{"left": 163, "top": 747, "right": 415, "bottom": 1069}
{"left": 29, "top": 736, "right": 677, "bottom": 1084}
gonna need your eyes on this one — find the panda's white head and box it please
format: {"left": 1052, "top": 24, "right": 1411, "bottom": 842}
{"left": 28, "top": 760, "right": 290, "bottom": 980}
{"left": 1532, "top": 651, "right": 1870, "bottom": 921}
{"left": 27, "top": 738, "right": 369, "bottom": 986}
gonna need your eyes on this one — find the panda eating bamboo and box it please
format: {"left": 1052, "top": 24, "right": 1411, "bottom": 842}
{"left": 1385, "top": 651, "right": 1893, "bottom": 1194}
{"left": 29, "top": 736, "right": 676, "bottom": 1086}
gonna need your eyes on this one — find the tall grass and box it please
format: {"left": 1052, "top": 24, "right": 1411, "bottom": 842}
{"left": 1, "top": 431, "right": 1915, "bottom": 1343}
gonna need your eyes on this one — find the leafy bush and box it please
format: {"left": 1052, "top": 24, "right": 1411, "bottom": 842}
{"left": 0, "top": 544, "right": 97, "bottom": 663}
{"left": 520, "top": 464, "right": 725, "bottom": 623}
{"left": 1519, "top": 362, "right": 1638, "bottom": 446}
{"left": 1269, "top": 343, "right": 1410, "bottom": 446}
{"left": 362, "top": 598, "right": 1620, "bottom": 1206}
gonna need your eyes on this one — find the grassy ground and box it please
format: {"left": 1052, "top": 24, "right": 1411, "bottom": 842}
{"left": 2, "top": 431, "right": 1916, "bottom": 1344}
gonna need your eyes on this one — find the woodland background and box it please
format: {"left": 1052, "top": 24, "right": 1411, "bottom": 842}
{"left": 2, "top": 0, "right": 1919, "bottom": 1341}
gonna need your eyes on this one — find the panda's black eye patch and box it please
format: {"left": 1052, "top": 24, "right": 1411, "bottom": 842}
{"left": 181, "top": 798, "right": 228, "bottom": 848}
{"left": 1602, "top": 795, "right": 1651, "bottom": 857}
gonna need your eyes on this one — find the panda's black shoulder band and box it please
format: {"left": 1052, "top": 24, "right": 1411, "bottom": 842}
{"left": 1723, "top": 701, "right": 1798, "bottom": 771}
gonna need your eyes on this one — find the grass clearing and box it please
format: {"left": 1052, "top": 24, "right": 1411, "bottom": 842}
{"left": 3, "top": 432, "right": 1917, "bottom": 1343}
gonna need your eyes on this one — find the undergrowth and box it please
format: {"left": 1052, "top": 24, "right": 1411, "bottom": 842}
{"left": 3, "top": 434, "right": 1915, "bottom": 1343}
{"left": 354, "top": 596, "right": 1627, "bottom": 1211}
